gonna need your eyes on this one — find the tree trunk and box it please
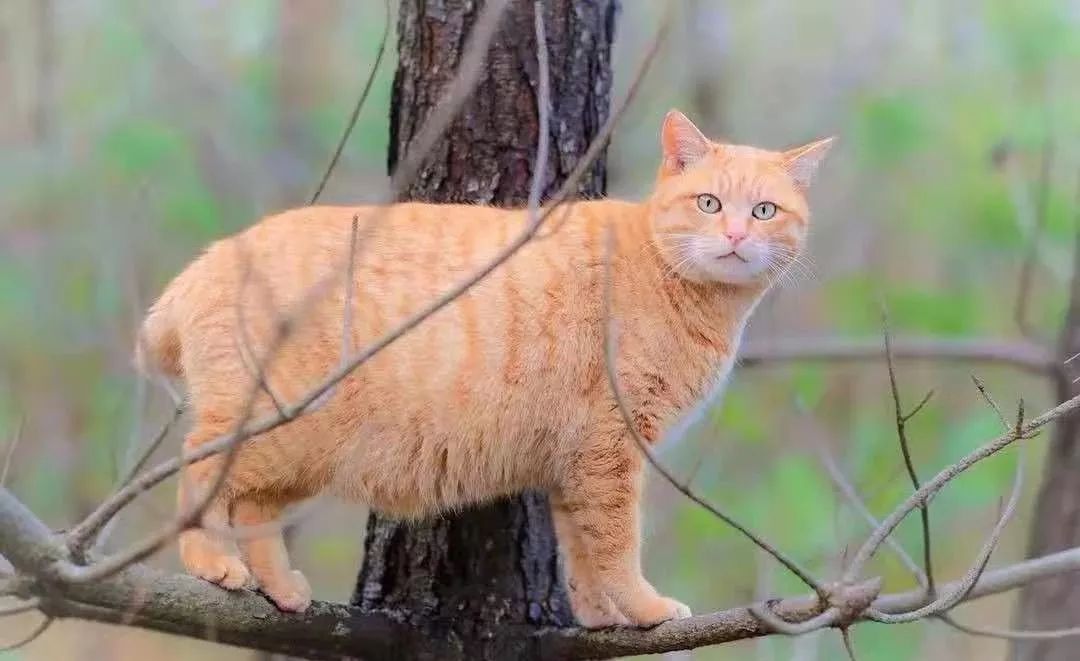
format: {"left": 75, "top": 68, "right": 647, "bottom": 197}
{"left": 350, "top": 1, "right": 617, "bottom": 659}
{"left": 1012, "top": 233, "right": 1080, "bottom": 661}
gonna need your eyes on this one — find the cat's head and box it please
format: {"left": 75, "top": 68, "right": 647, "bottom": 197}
{"left": 648, "top": 110, "right": 833, "bottom": 286}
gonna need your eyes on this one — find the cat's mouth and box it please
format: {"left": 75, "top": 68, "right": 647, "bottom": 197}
{"left": 716, "top": 251, "right": 750, "bottom": 263}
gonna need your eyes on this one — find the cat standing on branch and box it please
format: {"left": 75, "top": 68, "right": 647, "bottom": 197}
{"left": 136, "top": 110, "right": 833, "bottom": 626}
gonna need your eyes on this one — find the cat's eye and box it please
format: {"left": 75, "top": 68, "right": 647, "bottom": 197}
{"left": 752, "top": 201, "right": 777, "bottom": 220}
{"left": 697, "top": 194, "right": 721, "bottom": 214}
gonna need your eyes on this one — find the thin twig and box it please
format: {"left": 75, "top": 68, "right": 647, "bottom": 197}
{"left": 810, "top": 435, "right": 926, "bottom": 587}
{"left": 0, "top": 616, "right": 52, "bottom": 652}
{"left": 843, "top": 391, "right": 1079, "bottom": 584}
{"left": 748, "top": 603, "right": 840, "bottom": 635}
{"left": 881, "top": 306, "right": 935, "bottom": 597}
{"left": 308, "top": 0, "right": 392, "bottom": 205}
{"left": 1014, "top": 139, "right": 1054, "bottom": 340}
{"left": 388, "top": 0, "right": 512, "bottom": 197}
{"left": 0, "top": 418, "right": 24, "bottom": 488}
{"left": 971, "top": 375, "right": 1009, "bottom": 429}
{"left": 117, "top": 404, "right": 184, "bottom": 490}
{"left": 903, "top": 389, "right": 935, "bottom": 423}
{"left": 529, "top": 0, "right": 551, "bottom": 213}
{"left": 0, "top": 597, "right": 40, "bottom": 617}
{"left": 341, "top": 214, "right": 361, "bottom": 360}
{"left": 62, "top": 316, "right": 296, "bottom": 580}
{"left": 937, "top": 613, "right": 1080, "bottom": 641}
{"left": 601, "top": 228, "right": 825, "bottom": 598}
{"left": 840, "top": 627, "right": 858, "bottom": 661}
{"left": 307, "top": 213, "right": 364, "bottom": 413}
{"left": 863, "top": 403, "right": 1026, "bottom": 624}
{"left": 234, "top": 244, "right": 288, "bottom": 417}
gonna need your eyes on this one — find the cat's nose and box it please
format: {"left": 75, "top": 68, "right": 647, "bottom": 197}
{"left": 724, "top": 229, "right": 748, "bottom": 245}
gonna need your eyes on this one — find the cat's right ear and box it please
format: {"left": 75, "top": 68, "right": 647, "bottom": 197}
{"left": 661, "top": 110, "right": 710, "bottom": 175}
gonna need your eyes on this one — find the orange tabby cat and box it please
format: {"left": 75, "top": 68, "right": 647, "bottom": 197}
{"left": 137, "top": 110, "right": 831, "bottom": 627}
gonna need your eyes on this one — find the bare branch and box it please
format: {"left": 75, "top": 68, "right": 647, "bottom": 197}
{"left": 308, "top": 0, "right": 392, "bottom": 205}
{"left": 842, "top": 391, "right": 1080, "bottom": 583}
{"left": 0, "top": 597, "right": 40, "bottom": 617}
{"left": 902, "top": 388, "right": 935, "bottom": 423}
{"left": 937, "top": 613, "right": 1080, "bottom": 641}
{"left": 0, "top": 616, "right": 52, "bottom": 652}
{"left": 811, "top": 436, "right": 926, "bottom": 586}
{"left": 864, "top": 415, "right": 1024, "bottom": 623}
{"left": 61, "top": 319, "right": 293, "bottom": 580}
{"left": 388, "top": 0, "right": 512, "bottom": 197}
{"left": 1014, "top": 139, "right": 1054, "bottom": 340}
{"left": 971, "top": 375, "right": 1009, "bottom": 429}
{"left": 0, "top": 417, "right": 24, "bottom": 488}
{"left": 7, "top": 481, "right": 1080, "bottom": 659}
{"left": 749, "top": 603, "right": 840, "bottom": 635}
{"left": 881, "top": 306, "right": 935, "bottom": 596}
{"left": 116, "top": 404, "right": 183, "bottom": 491}
{"left": 840, "top": 627, "right": 858, "bottom": 661}
{"left": 341, "top": 214, "right": 361, "bottom": 361}
{"left": 530, "top": 0, "right": 552, "bottom": 213}
{"left": 234, "top": 243, "right": 289, "bottom": 417}
{"left": 739, "top": 336, "right": 1055, "bottom": 376}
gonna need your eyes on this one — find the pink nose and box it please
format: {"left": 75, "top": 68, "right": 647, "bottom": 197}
{"left": 724, "top": 230, "right": 748, "bottom": 245}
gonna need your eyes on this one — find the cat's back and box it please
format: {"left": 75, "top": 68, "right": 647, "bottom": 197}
{"left": 246, "top": 201, "right": 525, "bottom": 255}
{"left": 176, "top": 201, "right": 528, "bottom": 304}
{"left": 217, "top": 198, "right": 636, "bottom": 293}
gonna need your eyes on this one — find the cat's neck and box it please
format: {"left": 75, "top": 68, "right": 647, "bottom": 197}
{"left": 632, "top": 220, "right": 767, "bottom": 331}
{"left": 607, "top": 210, "right": 766, "bottom": 362}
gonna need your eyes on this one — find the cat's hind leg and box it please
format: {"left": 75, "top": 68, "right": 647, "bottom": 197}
{"left": 232, "top": 496, "right": 311, "bottom": 612}
{"left": 176, "top": 442, "right": 251, "bottom": 590}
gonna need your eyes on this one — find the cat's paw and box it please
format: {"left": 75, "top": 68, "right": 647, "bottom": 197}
{"left": 261, "top": 569, "right": 312, "bottom": 613}
{"left": 188, "top": 553, "right": 252, "bottom": 590}
{"left": 623, "top": 595, "right": 692, "bottom": 628}
{"left": 180, "top": 532, "right": 251, "bottom": 590}
{"left": 571, "top": 592, "right": 631, "bottom": 628}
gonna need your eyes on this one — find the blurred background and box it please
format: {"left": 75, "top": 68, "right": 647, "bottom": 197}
{"left": 1, "top": 0, "right": 1079, "bottom": 659}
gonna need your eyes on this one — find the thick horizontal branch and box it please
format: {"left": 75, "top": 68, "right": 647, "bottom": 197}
{"left": 537, "top": 547, "right": 1080, "bottom": 659}
{"left": 740, "top": 336, "right": 1055, "bottom": 376}
{"left": 3, "top": 486, "right": 1080, "bottom": 660}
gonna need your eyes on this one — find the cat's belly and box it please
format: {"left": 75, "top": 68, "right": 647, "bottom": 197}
{"left": 326, "top": 375, "right": 587, "bottom": 516}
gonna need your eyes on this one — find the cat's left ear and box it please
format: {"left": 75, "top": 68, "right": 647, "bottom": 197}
{"left": 661, "top": 110, "right": 711, "bottom": 175}
{"left": 781, "top": 137, "right": 836, "bottom": 189}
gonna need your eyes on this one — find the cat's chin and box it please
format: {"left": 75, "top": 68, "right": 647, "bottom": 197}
{"left": 676, "top": 259, "right": 769, "bottom": 287}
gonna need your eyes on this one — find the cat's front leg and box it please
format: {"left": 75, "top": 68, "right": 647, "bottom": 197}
{"left": 559, "top": 433, "right": 691, "bottom": 627}
{"left": 551, "top": 493, "right": 629, "bottom": 628}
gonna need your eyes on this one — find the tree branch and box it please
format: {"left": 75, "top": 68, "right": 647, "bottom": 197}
{"left": 5, "top": 483, "right": 1080, "bottom": 659}
{"left": 740, "top": 337, "right": 1055, "bottom": 376}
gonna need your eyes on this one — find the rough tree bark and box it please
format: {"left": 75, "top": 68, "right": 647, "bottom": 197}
{"left": 351, "top": 1, "right": 618, "bottom": 659}
{"left": 1013, "top": 233, "right": 1080, "bottom": 661}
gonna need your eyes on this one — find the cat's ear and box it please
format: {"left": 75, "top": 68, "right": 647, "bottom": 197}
{"left": 661, "top": 109, "right": 711, "bottom": 175}
{"left": 781, "top": 137, "right": 836, "bottom": 189}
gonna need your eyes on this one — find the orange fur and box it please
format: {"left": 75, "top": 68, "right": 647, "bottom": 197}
{"left": 138, "top": 110, "right": 832, "bottom": 626}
